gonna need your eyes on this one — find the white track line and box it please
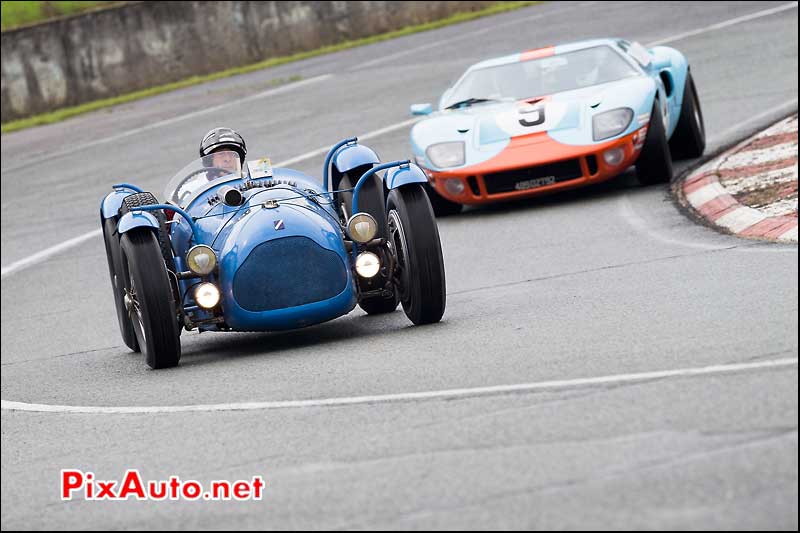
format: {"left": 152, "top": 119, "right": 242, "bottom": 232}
{"left": 0, "top": 229, "right": 102, "bottom": 278}
{"left": 1, "top": 75, "right": 333, "bottom": 175}
{"left": 0, "top": 117, "right": 421, "bottom": 280}
{"left": 3, "top": 4, "right": 798, "bottom": 279}
{"left": 647, "top": 2, "right": 798, "bottom": 46}
{"left": 277, "top": 117, "right": 420, "bottom": 168}
{"left": 1, "top": 358, "right": 795, "bottom": 414}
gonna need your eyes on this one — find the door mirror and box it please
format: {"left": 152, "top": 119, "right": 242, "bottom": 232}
{"left": 410, "top": 103, "right": 433, "bottom": 116}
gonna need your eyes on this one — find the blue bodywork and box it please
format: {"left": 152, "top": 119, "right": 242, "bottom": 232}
{"left": 100, "top": 139, "right": 423, "bottom": 333}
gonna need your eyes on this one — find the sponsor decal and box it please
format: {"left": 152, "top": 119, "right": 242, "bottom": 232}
{"left": 495, "top": 101, "right": 568, "bottom": 136}
{"left": 247, "top": 158, "right": 273, "bottom": 179}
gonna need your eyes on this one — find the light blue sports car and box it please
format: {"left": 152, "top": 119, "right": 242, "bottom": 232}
{"left": 409, "top": 39, "right": 706, "bottom": 215}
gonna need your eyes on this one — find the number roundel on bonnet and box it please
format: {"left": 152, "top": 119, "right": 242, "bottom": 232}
{"left": 199, "top": 127, "right": 247, "bottom": 162}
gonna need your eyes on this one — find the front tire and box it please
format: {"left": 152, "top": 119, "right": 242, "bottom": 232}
{"left": 102, "top": 217, "right": 139, "bottom": 352}
{"left": 668, "top": 71, "right": 706, "bottom": 159}
{"left": 120, "top": 192, "right": 176, "bottom": 274}
{"left": 636, "top": 101, "right": 674, "bottom": 185}
{"left": 120, "top": 230, "right": 181, "bottom": 369}
{"left": 387, "top": 184, "right": 446, "bottom": 325}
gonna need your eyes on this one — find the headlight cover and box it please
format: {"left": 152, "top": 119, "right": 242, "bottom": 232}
{"left": 186, "top": 245, "right": 217, "bottom": 276}
{"left": 347, "top": 213, "right": 378, "bottom": 243}
{"left": 593, "top": 108, "right": 634, "bottom": 141}
{"left": 426, "top": 142, "right": 465, "bottom": 168}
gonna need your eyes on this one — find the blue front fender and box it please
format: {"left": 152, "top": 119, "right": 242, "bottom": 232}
{"left": 384, "top": 164, "right": 428, "bottom": 189}
{"left": 100, "top": 189, "right": 134, "bottom": 219}
{"left": 333, "top": 144, "right": 380, "bottom": 174}
{"left": 117, "top": 211, "right": 160, "bottom": 234}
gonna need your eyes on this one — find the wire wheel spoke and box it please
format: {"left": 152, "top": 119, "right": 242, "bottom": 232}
{"left": 388, "top": 210, "right": 410, "bottom": 303}
{"left": 127, "top": 281, "right": 147, "bottom": 347}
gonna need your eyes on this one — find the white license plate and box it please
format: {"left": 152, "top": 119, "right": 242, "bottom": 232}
{"left": 514, "top": 175, "right": 556, "bottom": 191}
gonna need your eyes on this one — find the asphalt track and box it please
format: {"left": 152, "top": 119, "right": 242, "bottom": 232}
{"left": 1, "top": 1, "right": 798, "bottom": 529}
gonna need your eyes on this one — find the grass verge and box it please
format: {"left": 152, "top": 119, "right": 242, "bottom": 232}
{"left": 1, "top": 1, "right": 124, "bottom": 31}
{"left": 1, "top": 1, "right": 539, "bottom": 134}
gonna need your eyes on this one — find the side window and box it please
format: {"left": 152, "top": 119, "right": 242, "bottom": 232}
{"left": 626, "top": 41, "right": 652, "bottom": 68}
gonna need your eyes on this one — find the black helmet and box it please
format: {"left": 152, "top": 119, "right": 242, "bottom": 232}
{"left": 199, "top": 127, "right": 247, "bottom": 162}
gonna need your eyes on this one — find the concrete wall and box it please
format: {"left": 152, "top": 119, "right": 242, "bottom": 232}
{"left": 1, "top": 1, "right": 497, "bottom": 122}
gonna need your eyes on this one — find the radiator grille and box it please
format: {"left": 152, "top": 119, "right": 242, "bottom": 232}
{"left": 483, "top": 159, "right": 583, "bottom": 194}
{"left": 233, "top": 237, "right": 347, "bottom": 312}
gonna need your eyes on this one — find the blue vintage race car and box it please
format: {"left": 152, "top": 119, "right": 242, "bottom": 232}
{"left": 408, "top": 39, "right": 706, "bottom": 215}
{"left": 100, "top": 138, "right": 446, "bottom": 368}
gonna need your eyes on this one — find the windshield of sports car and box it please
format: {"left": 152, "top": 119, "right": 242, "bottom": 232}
{"left": 164, "top": 151, "right": 243, "bottom": 208}
{"left": 443, "top": 45, "right": 640, "bottom": 109}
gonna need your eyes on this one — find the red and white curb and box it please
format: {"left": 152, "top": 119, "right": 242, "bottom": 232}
{"left": 681, "top": 115, "right": 798, "bottom": 242}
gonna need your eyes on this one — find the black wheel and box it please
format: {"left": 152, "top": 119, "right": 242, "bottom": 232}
{"left": 668, "top": 71, "right": 706, "bottom": 159}
{"left": 102, "top": 217, "right": 139, "bottom": 352}
{"left": 424, "top": 182, "right": 463, "bottom": 217}
{"left": 120, "top": 192, "right": 176, "bottom": 274}
{"left": 635, "top": 101, "right": 674, "bottom": 185}
{"left": 338, "top": 171, "right": 388, "bottom": 237}
{"left": 120, "top": 230, "right": 181, "bottom": 369}
{"left": 386, "top": 184, "right": 446, "bottom": 325}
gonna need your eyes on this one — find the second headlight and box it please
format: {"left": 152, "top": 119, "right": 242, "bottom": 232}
{"left": 194, "top": 282, "right": 220, "bottom": 309}
{"left": 355, "top": 252, "right": 381, "bottom": 278}
{"left": 426, "top": 141, "right": 465, "bottom": 168}
{"left": 186, "top": 245, "right": 217, "bottom": 276}
{"left": 347, "top": 213, "right": 378, "bottom": 243}
{"left": 593, "top": 108, "right": 634, "bottom": 141}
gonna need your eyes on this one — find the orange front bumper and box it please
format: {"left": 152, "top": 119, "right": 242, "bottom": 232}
{"left": 426, "top": 129, "right": 645, "bottom": 205}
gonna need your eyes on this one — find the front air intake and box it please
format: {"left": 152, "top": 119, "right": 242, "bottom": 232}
{"left": 233, "top": 237, "right": 347, "bottom": 312}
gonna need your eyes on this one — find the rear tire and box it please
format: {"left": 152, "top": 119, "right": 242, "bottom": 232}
{"left": 424, "top": 182, "right": 463, "bottom": 217}
{"left": 668, "top": 71, "right": 706, "bottom": 159}
{"left": 636, "top": 101, "right": 674, "bottom": 185}
{"left": 120, "top": 230, "right": 181, "bottom": 369}
{"left": 387, "top": 184, "right": 446, "bottom": 325}
{"left": 102, "top": 217, "right": 139, "bottom": 352}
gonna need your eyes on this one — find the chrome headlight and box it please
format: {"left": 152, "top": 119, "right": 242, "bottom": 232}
{"left": 195, "top": 282, "right": 221, "bottom": 309}
{"left": 426, "top": 141, "right": 465, "bottom": 168}
{"left": 355, "top": 252, "right": 381, "bottom": 278}
{"left": 593, "top": 108, "right": 634, "bottom": 141}
{"left": 186, "top": 245, "right": 217, "bottom": 276}
{"left": 347, "top": 213, "right": 378, "bottom": 243}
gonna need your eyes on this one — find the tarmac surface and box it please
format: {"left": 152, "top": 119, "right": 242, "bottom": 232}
{"left": 1, "top": 1, "right": 798, "bottom": 529}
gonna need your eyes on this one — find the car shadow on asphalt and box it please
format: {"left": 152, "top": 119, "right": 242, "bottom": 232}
{"left": 172, "top": 167, "right": 678, "bottom": 368}
{"left": 175, "top": 310, "right": 448, "bottom": 367}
